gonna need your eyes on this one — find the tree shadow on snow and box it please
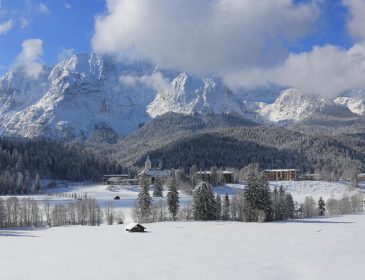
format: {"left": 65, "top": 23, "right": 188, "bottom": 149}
{"left": 0, "top": 228, "right": 45, "bottom": 237}
{"left": 287, "top": 220, "right": 354, "bottom": 224}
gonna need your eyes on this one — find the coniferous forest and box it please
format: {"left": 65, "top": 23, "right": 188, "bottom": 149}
{"left": 0, "top": 138, "right": 122, "bottom": 194}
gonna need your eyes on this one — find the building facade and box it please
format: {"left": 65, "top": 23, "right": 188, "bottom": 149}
{"left": 196, "top": 170, "right": 235, "bottom": 184}
{"left": 264, "top": 169, "right": 299, "bottom": 181}
{"left": 139, "top": 156, "right": 171, "bottom": 183}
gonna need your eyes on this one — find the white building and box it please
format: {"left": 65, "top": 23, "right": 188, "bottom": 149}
{"left": 139, "top": 156, "right": 171, "bottom": 183}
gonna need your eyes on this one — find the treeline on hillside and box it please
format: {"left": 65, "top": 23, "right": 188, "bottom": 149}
{"left": 88, "top": 113, "right": 365, "bottom": 181}
{"left": 135, "top": 128, "right": 363, "bottom": 180}
{"left": 0, "top": 138, "right": 123, "bottom": 195}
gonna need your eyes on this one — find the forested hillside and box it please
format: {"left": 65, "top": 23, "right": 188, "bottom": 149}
{"left": 0, "top": 138, "right": 122, "bottom": 194}
{"left": 89, "top": 113, "right": 364, "bottom": 180}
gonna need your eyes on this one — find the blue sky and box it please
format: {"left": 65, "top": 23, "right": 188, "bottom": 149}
{"left": 0, "top": 0, "right": 364, "bottom": 99}
{"left": 0, "top": 0, "right": 354, "bottom": 72}
{"left": 0, "top": 0, "right": 105, "bottom": 73}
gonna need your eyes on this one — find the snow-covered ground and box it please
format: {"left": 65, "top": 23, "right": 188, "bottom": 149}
{"left": 268, "top": 180, "right": 354, "bottom": 202}
{"left": 1, "top": 214, "right": 364, "bottom": 280}
{"left": 0, "top": 180, "right": 357, "bottom": 221}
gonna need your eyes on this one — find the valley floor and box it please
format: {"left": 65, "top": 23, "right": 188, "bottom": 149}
{"left": 1, "top": 180, "right": 357, "bottom": 221}
{"left": 1, "top": 214, "right": 364, "bottom": 280}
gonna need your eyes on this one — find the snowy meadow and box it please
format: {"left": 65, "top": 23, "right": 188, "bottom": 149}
{"left": 0, "top": 180, "right": 364, "bottom": 280}
{"left": 1, "top": 215, "right": 364, "bottom": 280}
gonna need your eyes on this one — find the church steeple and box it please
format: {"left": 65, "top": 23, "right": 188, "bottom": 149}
{"left": 145, "top": 155, "right": 152, "bottom": 170}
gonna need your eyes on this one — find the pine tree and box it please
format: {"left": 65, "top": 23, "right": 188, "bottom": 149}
{"left": 210, "top": 166, "right": 219, "bottom": 186}
{"left": 189, "top": 164, "right": 198, "bottom": 188}
{"left": 215, "top": 194, "right": 222, "bottom": 220}
{"left": 34, "top": 173, "right": 41, "bottom": 192}
{"left": 222, "top": 193, "right": 230, "bottom": 220}
{"left": 277, "top": 186, "right": 286, "bottom": 220}
{"left": 258, "top": 175, "right": 272, "bottom": 221}
{"left": 285, "top": 193, "right": 295, "bottom": 219}
{"left": 153, "top": 177, "right": 164, "bottom": 197}
{"left": 243, "top": 169, "right": 260, "bottom": 222}
{"left": 243, "top": 169, "right": 272, "bottom": 222}
{"left": 167, "top": 172, "right": 179, "bottom": 221}
{"left": 318, "top": 197, "right": 326, "bottom": 216}
{"left": 137, "top": 175, "right": 152, "bottom": 222}
{"left": 272, "top": 187, "right": 279, "bottom": 220}
{"left": 193, "top": 181, "right": 217, "bottom": 220}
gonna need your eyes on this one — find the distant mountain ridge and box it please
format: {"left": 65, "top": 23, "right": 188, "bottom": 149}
{"left": 0, "top": 53, "right": 364, "bottom": 139}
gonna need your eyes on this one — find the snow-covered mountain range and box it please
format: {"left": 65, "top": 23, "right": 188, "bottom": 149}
{"left": 0, "top": 53, "right": 363, "bottom": 139}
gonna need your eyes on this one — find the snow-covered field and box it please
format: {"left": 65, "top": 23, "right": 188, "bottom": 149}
{"left": 0, "top": 180, "right": 358, "bottom": 221}
{"left": 1, "top": 180, "right": 364, "bottom": 279}
{"left": 1, "top": 214, "right": 364, "bottom": 280}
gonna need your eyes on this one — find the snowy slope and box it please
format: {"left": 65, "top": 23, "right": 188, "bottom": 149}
{"left": 334, "top": 97, "right": 365, "bottom": 116}
{"left": 0, "top": 53, "right": 362, "bottom": 139}
{"left": 0, "top": 55, "right": 255, "bottom": 138}
{"left": 147, "top": 72, "right": 247, "bottom": 117}
{"left": 258, "top": 88, "right": 334, "bottom": 122}
{"left": 1, "top": 215, "right": 364, "bottom": 280}
{"left": 0, "top": 54, "right": 158, "bottom": 138}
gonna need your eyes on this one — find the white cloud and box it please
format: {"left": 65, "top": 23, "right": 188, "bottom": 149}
{"left": 15, "top": 39, "right": 44, "bottom": 79}
{"left": 119, "top": 75, "right": 137, "bottom": 87}
{"left": 65, "top": 3, "right": 72, "bottom": 9}
{"left": 38, "top": 2, "right": 50, "bottom": 14}
{"left": 225, "top": 44, "right": 365, "bottom": 98}
{"left": 119, "top": 72, "right": 169, "bottom": 91}
{"left": 93, "top": 0, "right": 319, "bottom": 76}
{"left": 57, "top": 48, "right": 74, "bottom": 61}
{"left": 20, "top": 17, "right": 30, "bottom": 29}
{"left": 343, "top": 0, "right": 365, "bottom": 42}
{"left": 0, "top": 19, "right": 13, "bottom": 35}
{"left": 92, "top": 0, "right": 365, "bottom": 98}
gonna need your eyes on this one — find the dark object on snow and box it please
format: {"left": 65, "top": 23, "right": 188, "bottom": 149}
{"left": 114, "top": 196, "right": 120, "bottom": 200}
{"left": 125, "top": 223, "right": 146, "bottom": 232}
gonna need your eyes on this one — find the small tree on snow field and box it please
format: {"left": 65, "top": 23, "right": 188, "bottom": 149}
{"left": 216, "top": 194, "right": 222, "bottom": 220}
{"left": 318, "top": 197, "right": 326, "bottom": 216}
{"left": 137, "top": 175, "right": 152, "bottom": 222}
{"left": 222, "top": 193, "right": 230, "bottom": 220}
{"left": 193, "top": 181, "right": 217, "bottom": 220}
{"left": 167, "top": 171, "right": 179, "bottom": 221}
{"left": 285, "top": 193, "right": 295, "bottom": 219}
{"left": 302, "top": 196, "right": 316, "bottom": 218}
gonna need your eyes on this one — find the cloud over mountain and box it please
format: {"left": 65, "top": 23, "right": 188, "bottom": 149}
{"left": 92, "top": 0, "right": 365, "bottom": 98}
{"left": 14, "top": 39, "right": 44, "bottom": 79}
{"left": 92, "top": 0, "right": 318, "bottom": 75}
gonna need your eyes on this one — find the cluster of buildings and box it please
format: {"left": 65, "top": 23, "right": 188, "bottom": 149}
{"left": 104, "top": 156, "right": 304, "bottom": 186}
{"left": 103, "top": 156, "right": 172, "bottom": 185}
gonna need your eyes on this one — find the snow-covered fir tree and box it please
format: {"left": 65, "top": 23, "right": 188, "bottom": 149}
{"left": 285, "top": 193, "right": 295, "bottom": 219}
{"left": 193, "top": 181, "right": 217, "bottom": 220}
{"left": 216, "top": 194, "right": 222, "bottom": 220}
{"left": 189, "top": 165, "right": 199, "bottom": 189}
{"left": 243, "top": 169, "right": 272, "bottom": 222}
{"left": 167, "top": 171, "right": 180, "bottom": 221}
{"left": 302, "top": 196, "right": 316, "bottom": 218}
{"left": 222, "top": 193, "right": 230, "bottom": 220}
{"left": 34, "top": 173, "right": 41, "bottom": 192}
{"left": 137, "top": 175, "right": 152, "bottom": 222}
{"left": 318, "top": 197, "right": 326, "bottom": 216}
{"left": 153, "top": 177, "right": 164, "bottom": 197}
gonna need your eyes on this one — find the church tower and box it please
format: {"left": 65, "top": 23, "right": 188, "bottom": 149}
{"left": 145, "top": 156, "right": 152, "bottom": 170}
